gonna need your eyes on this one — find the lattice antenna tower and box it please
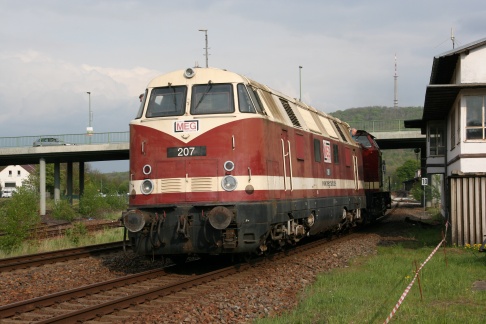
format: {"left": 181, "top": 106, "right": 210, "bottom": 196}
{"left": 451, "top": 27, "right": 455, "bottom": 49}
{"left": 394, "top": 54, "right": 398, "bottom": 108}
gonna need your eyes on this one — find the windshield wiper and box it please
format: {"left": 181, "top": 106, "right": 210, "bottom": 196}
{"left": 194, "top": 81, "right": 212, "bottom": 110}
{"left": 168, "top": 82, "right": 177, "bottom": 108}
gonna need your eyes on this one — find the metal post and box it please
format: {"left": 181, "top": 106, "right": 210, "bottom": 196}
{"left": 86, "top": 92, "right": 93, "bottom": 143}
{"left": 87, "top": 92, "right": 92, "bottom": 129}
{"left": 299, "top": 66, "right": 302, "bottom": 101}
{"left": 199, "top": 29, "right": 209, "bottom": 68}
{"left": 39, "top": 158, "right": 46, "bottom": 216}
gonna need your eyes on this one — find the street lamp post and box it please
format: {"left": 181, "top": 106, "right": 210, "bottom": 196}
{"left": 86, "top": 92, "right": 93, "bottom": 135}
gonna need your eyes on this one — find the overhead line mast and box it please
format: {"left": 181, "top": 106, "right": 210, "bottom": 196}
{"left": 199, "top": 29, "right": 209, "bottom": 68}
{"left": 394, "top": 54, "right": 398, "bottom": 108}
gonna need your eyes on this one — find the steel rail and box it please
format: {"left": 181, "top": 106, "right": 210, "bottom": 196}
{"left": 0, "top": 241, "right": 126, "bottom": 272}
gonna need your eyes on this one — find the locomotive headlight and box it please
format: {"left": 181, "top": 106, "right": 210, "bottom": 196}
{"left": 223, "top": 160, "right": 235, "bottom": 172}
{"left": 184, "top": 67, "right": 196, "bottom": 78}
{"left": 221, "top": 175, "right": 238, "bottom": 191}
{"left": 140, "top": 179, "right": 154, "bottom": 195}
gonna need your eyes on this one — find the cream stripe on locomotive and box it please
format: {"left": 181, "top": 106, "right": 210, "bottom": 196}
{"left": 130, "top": 175, "right": 363, "bottom": 195}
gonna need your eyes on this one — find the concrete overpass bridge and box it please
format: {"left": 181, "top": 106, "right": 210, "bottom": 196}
{"left": 0, "top": 132, "right": 129, "bottom": 215}
{"left": 0, "top": 121, "right": 424, "bottom": 215}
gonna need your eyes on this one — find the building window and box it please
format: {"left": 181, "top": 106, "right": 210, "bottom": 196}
{"left": 17, "top": 170, "right": 21, "bottom": 177}
{"left": 8, "top": 170, "right": 12, "bottom": 177}
{"left": 465, "top": 96, "right": 485, "bottom": 140}
{"left": 429, "top": 121, "right": 445, "bottom": 156}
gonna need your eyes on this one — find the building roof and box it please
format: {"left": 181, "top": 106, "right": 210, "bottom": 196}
{"left": 407, "top": 37, "right": 486, "bottom": 129}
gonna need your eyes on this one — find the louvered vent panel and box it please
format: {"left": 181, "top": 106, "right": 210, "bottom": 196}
{"left": 333, "top": 120, "right": 348, "bottom": 142}
{"left": 191, "top": 177, "right": 215, "bottom": 192}
{"left": 259, "top": 90, "right": 285, "bottom": 122}
{"left": 279, "top": 99, "right": 301, "bottom": 128}
{"left": 160, "top": 178, "right": 184, "bottom": 193}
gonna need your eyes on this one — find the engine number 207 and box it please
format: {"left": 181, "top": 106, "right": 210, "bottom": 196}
{"left": 167, "top": 146, "right": 207, "bottom": 158}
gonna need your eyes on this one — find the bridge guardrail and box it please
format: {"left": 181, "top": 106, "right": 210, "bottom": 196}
{"left": 0, "top": 120, "right": 417, "bottom": 148}
{"left": 0, "top": 132, "right": 129, "bottom": 148}
{"left": 345, "top": 120, "right": 414, "bottom": 132}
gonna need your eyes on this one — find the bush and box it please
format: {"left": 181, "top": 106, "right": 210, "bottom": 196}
{"left": 78, "top": 184, "right": 109, "bottom": 218}
{"left": 0, "top": 186, "right": 40, "bottom": 252}
{"left": 51, "top": 199, "right": 78, "bottom": 222}
{"left": 65, "top": 222, "right": 88, "bottom": 244}
{"left": 410, "top": 182, "right": 423, "bottom": 202}
{"left": 105, "top": 193, "right": 128, "bottom": 210}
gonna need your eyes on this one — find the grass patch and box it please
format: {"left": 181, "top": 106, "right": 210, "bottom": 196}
{"left": 0, "top": 227, "right": 124, "bottom": 259}
{"left": 257, "top": 226, "right": 486, "bottom": 324}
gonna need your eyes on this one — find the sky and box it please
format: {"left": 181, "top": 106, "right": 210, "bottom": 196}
{"left": 1, "top": 0, "right": 486, "bottom": 172}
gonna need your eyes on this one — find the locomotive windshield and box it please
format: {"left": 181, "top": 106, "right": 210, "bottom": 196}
{"left": 353, "top": 134, "right": 373, "bottom": 148}
{"left": 146, "top": 86, "right": 187, "bottom": 117}
{"left": 237, "top": 84, "right": 256, "bottom": 113}
{"left": 353, "top": 131, "right": 380, "bottom": 148}
{"left": 190, "top": 83, "right": 234, "bottom": 115}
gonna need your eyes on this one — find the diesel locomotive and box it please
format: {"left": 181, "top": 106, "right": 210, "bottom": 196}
{"left": 121, "top": 67, "right": 391, "bottom": 260}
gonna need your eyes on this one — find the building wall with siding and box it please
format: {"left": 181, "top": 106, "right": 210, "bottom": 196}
{"left": 450, "top": 176, "right": 486, "bottom": 245}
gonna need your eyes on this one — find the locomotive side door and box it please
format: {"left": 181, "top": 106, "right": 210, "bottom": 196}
{"left": 280, "top": 129, "right": 293, "bottom": 195}
{"left": 353, "top": 154, "right": 359, "bottom": 190}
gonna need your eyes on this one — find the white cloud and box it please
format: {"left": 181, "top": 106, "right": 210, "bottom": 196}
{"left": 0, "top": 50, "right": 159, "bottom": 135}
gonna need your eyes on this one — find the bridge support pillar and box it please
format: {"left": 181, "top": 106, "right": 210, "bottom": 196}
{"left": 39, "top": 158, "right": 46, "bottom": 216}
{"left": 79, "top": 162, "right": 85, "bottom": 198}
{"left": 67, "top": 162, "right": 73, "bottom": 205}
{"left": 54, "top": 162, "right": 60, "bottom": 203}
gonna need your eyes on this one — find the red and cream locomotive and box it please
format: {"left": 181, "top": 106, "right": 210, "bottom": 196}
{"left": 121, "top": 67, "right": 390, "bottom": 259}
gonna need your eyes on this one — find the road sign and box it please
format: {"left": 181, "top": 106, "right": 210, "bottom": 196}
{"left": 421, "top": 177, "right": 428, "bottom": 186}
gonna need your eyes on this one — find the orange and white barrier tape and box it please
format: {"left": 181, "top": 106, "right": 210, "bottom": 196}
{"left": 384, "top": 221, "right": 449, "bottom": 323}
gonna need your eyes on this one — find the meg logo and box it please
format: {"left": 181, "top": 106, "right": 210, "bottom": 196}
{"left": 174, "top": 120, "right": 199, "bottom": 132}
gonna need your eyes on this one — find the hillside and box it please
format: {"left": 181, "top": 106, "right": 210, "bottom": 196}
{"left": 329, "top": 106, "right": 423, "bottom": 121}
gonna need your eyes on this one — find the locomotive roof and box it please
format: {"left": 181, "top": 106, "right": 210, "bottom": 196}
{"left": 146, "top": 67, "right": 349, "bottom": 129}
{"left": 147, "top": 67, "right": 246, "bottom": 88}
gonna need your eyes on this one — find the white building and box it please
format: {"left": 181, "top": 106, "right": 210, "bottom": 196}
{"left": 0, "top": 165, "right": 34, "bottom": 197}
{"left": 407, "top": 37, "right": 486, "bottom": 246}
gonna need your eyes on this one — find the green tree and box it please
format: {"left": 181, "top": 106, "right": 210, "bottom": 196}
{"left": 395, "top": 159, "right": 420, "bottom": 184}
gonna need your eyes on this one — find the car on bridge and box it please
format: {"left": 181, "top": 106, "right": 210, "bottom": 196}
{"left": 33, "top": 137, "right": 74, "bottom": 147}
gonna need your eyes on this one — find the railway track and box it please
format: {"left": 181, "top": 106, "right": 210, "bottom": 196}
{"left": 0, "top": 241, "right": 126, "bottom": 272}
{"left": 34, "top": 220, "right": 121, "bottom": 239}
{"left": 0, "top": 233, "right": 361, "bottom": 323}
